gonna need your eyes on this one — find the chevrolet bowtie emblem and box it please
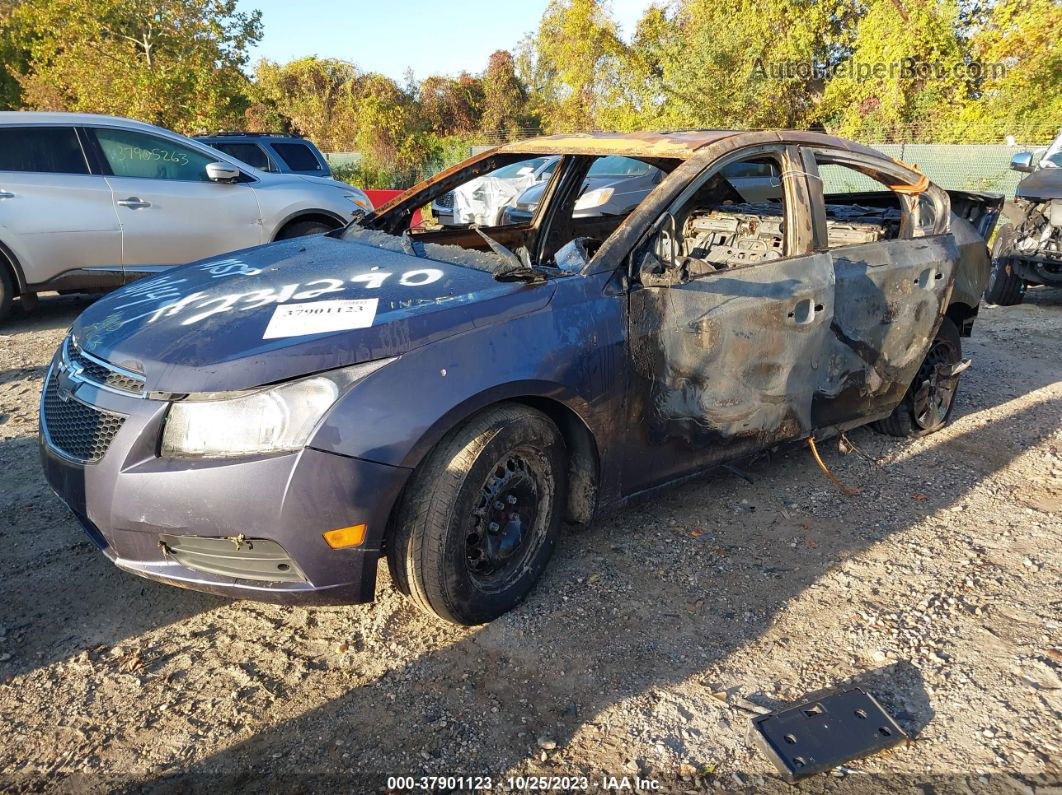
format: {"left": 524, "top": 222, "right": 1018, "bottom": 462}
{"left": 56, "top": 362, "right": 82, "bottom": 402}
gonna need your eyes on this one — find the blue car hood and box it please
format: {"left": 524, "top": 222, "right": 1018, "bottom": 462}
{"left": 72, "top": 235, "right": 555, "bottom": 393}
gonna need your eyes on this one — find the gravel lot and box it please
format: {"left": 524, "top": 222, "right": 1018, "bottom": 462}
{"left": 1, "top": 289, "right": 1060, "bottom": 793}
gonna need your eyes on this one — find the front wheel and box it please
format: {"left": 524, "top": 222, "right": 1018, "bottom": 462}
{"left": 984, "top": 226, "right": 1025, "bottom": 306}
{"left": 276, "top": 219, "right": 334, "bottom": 240}
{"left": 0, "top": 265, "right": 13, "bottom": 323}
{"left": 872, "top": 317, "right": 963, "bottom": 438}
{"left": 387, "top": 404, "right": 567, "bottom": 625}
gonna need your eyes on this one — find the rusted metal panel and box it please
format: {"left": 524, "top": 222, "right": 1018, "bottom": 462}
{"left": 812, "top": 236, "right": 959, "bottom": 428}
{"left": 498, "top": 131, "right": 738, "bottom": 159}
{"left": 625, "top": 252, "right": 836, "bottom": 489}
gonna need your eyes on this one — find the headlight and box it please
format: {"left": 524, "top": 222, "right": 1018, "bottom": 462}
{"left": 574, "top": 187, "right": 614, "bottom": 211}
{"left": 160, "top": 359, "right": 392, "bottom": 458}
{"left": 344, "top": 193, "right": 371, "bottom": 210}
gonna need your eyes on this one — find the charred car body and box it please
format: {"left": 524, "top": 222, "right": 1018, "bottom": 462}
{"left": 985, "top": 141, "right": 1062, "bottom": 305}
{"left": 39, "top": 131, "right": 1002, "bottom": 625}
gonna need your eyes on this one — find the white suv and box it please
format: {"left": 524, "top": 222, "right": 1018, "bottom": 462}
{"left": 0, "top": 112, "right": 372, "bottom": 321}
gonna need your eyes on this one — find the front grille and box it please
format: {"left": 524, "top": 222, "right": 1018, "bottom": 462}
{"left": 435, "top": 190, "right": 455, "bottom": 209}
{"left": 42, "top": 371, "right": 126, "bottom": 463}
{"left": 66, "top": 338, "right": 145, "bottom": 395}
{"left": 159, "top": 534, "right": 307, "bottom": 583}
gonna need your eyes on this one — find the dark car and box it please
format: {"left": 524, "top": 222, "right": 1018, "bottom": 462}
{"left": 984, "top": 145, "right": 1062, "bottom": 305}
{"left": 195, "top": 132, "right": 332, "bottom": 177}
{"left": 39, "top": 131, "right": 1002, "bottom": 625}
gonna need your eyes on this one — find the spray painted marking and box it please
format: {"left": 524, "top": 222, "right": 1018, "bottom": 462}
{"left": 262, "top": 299, "right": 380, "bottom": 339}
{"left": 147, "top": 268, "right": 445, "bottom": 326}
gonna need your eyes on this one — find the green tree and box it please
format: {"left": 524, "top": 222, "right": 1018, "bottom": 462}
{"left": 481, "top": 49, "right": 529, "bottom": 137}
{"left": 520, "top": 0, "right": 626, "bottom": 132}
{"left": 418, "top": 72, "right": 483, "bottom": 135}
{"left": 10, "top": 0, "right": 261, "bottom": 132}
{"left": 947, "top": 0, "right": 1062, "bottom": 142}
{"left": 0, "top": 0, "right": 29, "bottom": 109}
{"left": 638, "top": 0, "right": 859, "bottom": 130}
{"left": 253, "top": 57, "right": 362, "bottom": 149}
{"left": 820, "top": 0, "right": 968, "bottom": 140}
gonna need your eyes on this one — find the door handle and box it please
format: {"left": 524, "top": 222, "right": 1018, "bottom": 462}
{"left": 0, "top": 191, "right": 14, "bottom": 199}
{"left": 117, "top": 197, "right": 151, "bottom": 209}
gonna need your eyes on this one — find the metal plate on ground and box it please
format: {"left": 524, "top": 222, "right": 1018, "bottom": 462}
{"left": 750, "top": 687, "right": 908, "bottom": 781}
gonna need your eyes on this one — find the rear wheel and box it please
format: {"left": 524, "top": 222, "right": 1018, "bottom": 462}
{"left": 984, "top": 226, "right": 1025, "bottom": 306}
{"left": 276, "top": 219, "right": 334, "bottom": 240}
{"left": 0, "top": 264, "right": 13, "bottom": 323}
{"left": 872, "top": 317, "right": 963, "bottom": 438}
{"left": 387, "top": 404, "right": 567, "bottom": 625}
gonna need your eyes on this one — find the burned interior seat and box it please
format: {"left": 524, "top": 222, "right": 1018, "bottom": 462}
{"left": 679, "top": 201, "right": 901, "bottom": 273}
{"left": 823, "top": 203, "right": 901, "bottom": 247}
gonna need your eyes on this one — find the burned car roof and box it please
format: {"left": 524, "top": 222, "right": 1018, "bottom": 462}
{"left": 495, "top": 130, "right": 897, "bottom": 163}
{"left": 496, "top": 131, "right": 740, "bottom": 159}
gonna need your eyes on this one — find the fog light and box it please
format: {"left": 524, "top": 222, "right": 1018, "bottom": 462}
{"left": 323, "top": 524, "right": 367, "bottom": 549}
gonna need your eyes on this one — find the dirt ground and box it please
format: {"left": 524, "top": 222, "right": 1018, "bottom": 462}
{"left": 0, "top": 288, "right": 1060, "bottom": 793}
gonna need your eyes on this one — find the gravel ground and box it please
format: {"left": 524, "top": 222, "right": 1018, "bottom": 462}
{"left": 0, "top": 289, "right": 1060, "bottom": 793}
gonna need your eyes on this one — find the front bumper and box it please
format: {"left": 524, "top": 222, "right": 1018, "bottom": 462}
{"left": 1009, "top": 254, "right": 1062, "bottom": 285}
{"left": 38, "top": 365, "right": 410, "bottom": 606}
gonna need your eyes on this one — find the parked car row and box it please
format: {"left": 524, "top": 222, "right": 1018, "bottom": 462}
{"left": 0, "top": 112, "right": 372, "bottom": 321}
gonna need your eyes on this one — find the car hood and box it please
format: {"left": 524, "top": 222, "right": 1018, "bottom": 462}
{"left": 516, "top": 174, "right": 630, "bottom": 207}
{"left": 296, "top": 174, "right": 354, "bottom": 190}
{"left": 72, "top": 235, "right": 555, "bottom": 394}
{"left": 1015, "top": 168, "right": 1062, "bottom": 200}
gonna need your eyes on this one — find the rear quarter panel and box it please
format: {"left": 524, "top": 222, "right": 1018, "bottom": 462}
{"left": 949, "top": 212, "right": 994, "bottom": 310}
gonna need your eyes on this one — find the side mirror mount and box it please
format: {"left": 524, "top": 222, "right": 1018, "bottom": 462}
{"left": 206, "top": 162, "right": 241, "bottom": 182}
{"left": 1010, "top": 152, "right": 1035, "bottom": 173}
{"left": 638, "top": 213, "right": 687, "bottom": 287}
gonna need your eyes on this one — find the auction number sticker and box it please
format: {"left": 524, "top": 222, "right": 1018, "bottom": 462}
{"left": 263, "top": 298, "right": 379, "bottom": 339}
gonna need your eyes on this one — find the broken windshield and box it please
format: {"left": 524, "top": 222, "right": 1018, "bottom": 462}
{"left": 340, "top": 225, "right": 509, "bottom": 274}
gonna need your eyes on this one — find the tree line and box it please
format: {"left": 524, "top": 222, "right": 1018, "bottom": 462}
{"left": 2, "top": 0, "right": 1059, "bottom": 188}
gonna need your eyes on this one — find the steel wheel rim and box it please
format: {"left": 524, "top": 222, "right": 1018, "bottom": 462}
{"left": 465, "top": 448, "right": 550, "bottom": 591}
{"left": 912, "top": 336, "right": 960, "bottom": 430}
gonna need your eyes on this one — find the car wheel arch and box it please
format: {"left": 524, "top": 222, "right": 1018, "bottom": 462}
{"left": 271, "top": 210, "right": 347, "bottom": 241}
{"left": 396, "top": 388, "right": 602, "bottom": 528}
{"left": 945, "top": 300, "right": 979, "bottom": 337}
{"left": 0, "top": 238, "right": 26, "bottom": 293}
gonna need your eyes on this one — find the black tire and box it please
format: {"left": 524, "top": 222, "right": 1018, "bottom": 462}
{"left": 984, "top": 226, "right": 1025, "bottom": 306}
{"left": 387, "top": 404, "right": 567, "bottom": 625}
{"left": 276, "top": 219, "right": 334, "bottom": 240}
{"left": 0, "top": 264, "right": 13, "bottom": 324}
{"left": 872, "top": 317, "right": 963, "bottom": 438}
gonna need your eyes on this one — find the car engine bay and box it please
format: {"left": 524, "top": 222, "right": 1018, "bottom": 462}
{"left": 1010, "top": 198, "right": 1062, "bottom": 265}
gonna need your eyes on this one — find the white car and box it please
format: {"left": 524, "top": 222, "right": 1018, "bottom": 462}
{"left": 0, "top": 112, "right": 372, "bottom": 321}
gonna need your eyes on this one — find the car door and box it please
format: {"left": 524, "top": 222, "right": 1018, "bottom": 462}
{"left": 622, "top": 145, "right": 835, "bottom": 493}
{"left": 0, "top": 125, "right": 122, "bottom": 286}
{"left": 86, "top": 126, "right": 263, "bottom": 267}
{"left": 801, "top": 148, "right": 957, "bottom": 429}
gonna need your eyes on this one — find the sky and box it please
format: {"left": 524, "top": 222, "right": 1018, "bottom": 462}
{"left": 235, "top": 0, "right": 655, "bottom": 81}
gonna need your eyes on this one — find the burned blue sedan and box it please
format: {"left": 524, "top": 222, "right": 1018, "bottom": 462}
{"left": 39, "top": 131, "right": 1002, "bottom": 624}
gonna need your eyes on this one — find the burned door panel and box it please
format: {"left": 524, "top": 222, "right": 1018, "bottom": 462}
{"left": 813, "top": 235, "right": 958, "bottom": 428}
{"left": 624, "top": 253, "right": 835, "bottom": 491}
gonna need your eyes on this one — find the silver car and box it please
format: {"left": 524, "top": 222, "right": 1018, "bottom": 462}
{"left": 0, "top": 112, "right": 372, "bottom": 321}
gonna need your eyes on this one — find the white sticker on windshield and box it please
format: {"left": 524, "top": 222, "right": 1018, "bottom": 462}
{"left": 263, "top": 298, "right": 379, "bottom": 339}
